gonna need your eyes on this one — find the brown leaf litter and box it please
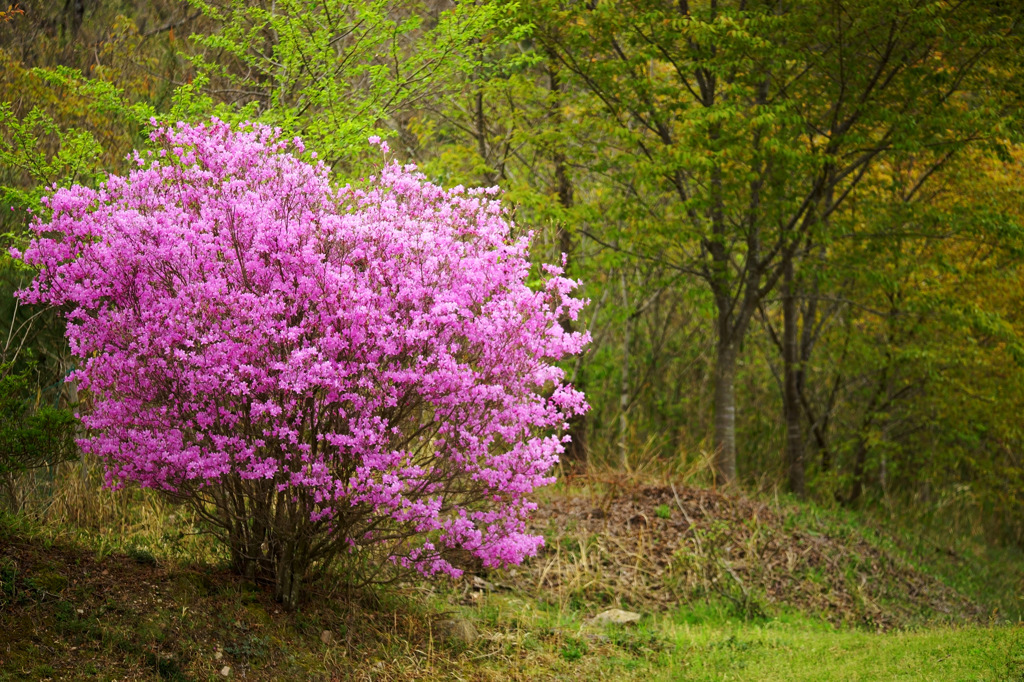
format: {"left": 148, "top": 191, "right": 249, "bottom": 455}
{"left": 505, "top": 483, "right": 983, "bottom": 629}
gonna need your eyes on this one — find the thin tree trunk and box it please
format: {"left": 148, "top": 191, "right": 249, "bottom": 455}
{"left": 275, "top": 539, "right": 301, "bottom": 611}
{"left": 782, "top": 258, "right": 806, "bottom": 497}
{"left": 549, "top": 56, "right": 587, "bottom": 466}
{"left": 474, "top": 90, "right": 496, "bottom": 186}
{"left": 849, "top": 366, "right": 888, "bottom": 505}
{"left": 712, "top": 338, "right": 738, "bottom": 485}
{"left": 619, "top": 268, "right": 631, "bottom": 469}
{"left": 849, "top": 440, "right": 869, "bottom": 505}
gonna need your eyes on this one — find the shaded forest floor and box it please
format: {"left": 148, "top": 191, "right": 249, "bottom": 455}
{"left": 1, "top": 478, "right": 1022, "bottom": 681}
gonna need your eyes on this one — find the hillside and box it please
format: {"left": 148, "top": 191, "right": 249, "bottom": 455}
{"left": 517, "top": 483, "right": 988, "bottom": 628}
{"left": 1, "top": 480, "right": 1020, "bottom": 681}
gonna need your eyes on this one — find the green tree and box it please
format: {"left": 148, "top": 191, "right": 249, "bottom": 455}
{"left": 797, "top": 146, "right": 1024, "bottom": 540}
{"left": 515, "top": 0, "right": 1022, "bottom": 485}
{"left": 178, "top": 0, "right": 492, "bottom": 170}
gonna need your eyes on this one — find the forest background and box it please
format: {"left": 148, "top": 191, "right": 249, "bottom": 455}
{"left": 2, "top": 0, "right": 1024, "bottom": 565}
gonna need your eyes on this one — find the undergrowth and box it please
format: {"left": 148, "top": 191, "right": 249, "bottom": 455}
{"left": 0, "top": 461, "right": 1020, "bottom": 680}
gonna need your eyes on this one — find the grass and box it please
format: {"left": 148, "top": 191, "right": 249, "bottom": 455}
{"left": 780, "top": 500, "right": 1024, "bottom": 623}
{"left": 656, "top": 602, "right": 1023, "bottom": 681}
{"left": 1, "top": 463, "right": 1022, "bottom": 680}
{"left": 885, "top": 517, "right": 1024, "bottom": 623}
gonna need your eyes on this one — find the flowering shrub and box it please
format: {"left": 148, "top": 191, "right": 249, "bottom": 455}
{"left": 14, "top": 120, "right": 588, "bottom": 607}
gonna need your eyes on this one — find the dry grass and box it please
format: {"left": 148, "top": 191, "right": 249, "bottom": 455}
{"left": 3, "top": 461, "right": 225, "bottom": 568}
{"left": 518, "top": 480, "right": 986, "bottom": 628}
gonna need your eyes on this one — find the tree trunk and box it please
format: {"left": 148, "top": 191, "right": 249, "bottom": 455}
{"left": 849, "top": 439, "right": 868, "bottom": 506}
{"left": 707, "top": 108, "right": 738, "bottom": 486}
{"left": 474, "top": 90, "right": 496, "bottom": 186}
{"left": 618, "top": 268, "right": 631, "bottom": 469}
{"left": 275, "top": 540, "right": 302, "bottom": 611}
{"left": 712, "top": 339, "right": 738, "bottom": 485}
{"left": 782, "top": 259, "right": 806, "bottom": 497}
{"left": 216, "top": 482, "right": 309, "bottom": 610}
{"left": 848, "top": 366, "right": 888, "bottom": 506}
{"left": 549, "top": 56, "right": 587, "bottom": 466}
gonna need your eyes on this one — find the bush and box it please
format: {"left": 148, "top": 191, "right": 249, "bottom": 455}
{"left": 0, "top": 364, "right": 78, "bottom": 507}
{"left": 14, "top": 119, "right": 588, "bottom": 608}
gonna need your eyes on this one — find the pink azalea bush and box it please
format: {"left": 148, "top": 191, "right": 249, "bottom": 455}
{"left": 14, "top": 119, "right": 588, "bottom": 607}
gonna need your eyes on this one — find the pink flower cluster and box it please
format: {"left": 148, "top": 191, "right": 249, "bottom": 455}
{"left": 15, "top": 119, "right": 588, "bottom": 576}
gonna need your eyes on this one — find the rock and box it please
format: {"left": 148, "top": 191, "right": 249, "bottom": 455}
{"left": 588, "top": 609, "right": 642, "bottom": 626}
{"left": 472, "top": 576, "right": 495, "bottom": 592}
{"left": 220, "top": 665, "right": 231, "bottom": 677}
{"left": 320, "top": 629, "right": 333, "bottom": 645}
{"left": 435, "top": 618, "right": 479, "bottom": 646}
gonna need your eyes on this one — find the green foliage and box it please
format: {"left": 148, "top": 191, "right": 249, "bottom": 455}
{"left": 224, "top": 634, "right": 271, "bottom": 665}
{"left": 0, "top": 57, "right": 152, "bottom": 232}
{"left": 0, "top": 102, "right": 103, "bottom": 209}
{"left": 559, "top": 635, "right": 588, "bottom": 662}
{"left": 2, "top": 0, "right": 1024, "bottom": 561}
{"left": 179, "top": 0, "right": 495, "bottom": 170}
{"left": 0, "top": 365, "right": 77, "bottom": 481}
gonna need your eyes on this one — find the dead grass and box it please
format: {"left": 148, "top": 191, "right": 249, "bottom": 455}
{"left": 514, "top": 478, "right": 984, "bottom": 629}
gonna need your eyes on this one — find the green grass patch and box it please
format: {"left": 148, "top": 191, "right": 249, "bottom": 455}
{"left": 657, "top": 605, "right": 1023, "bottom": 681}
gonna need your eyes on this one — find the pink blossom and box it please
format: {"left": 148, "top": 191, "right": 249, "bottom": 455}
{"left": 15, "top": 119, "right": 589, "bottom": 579}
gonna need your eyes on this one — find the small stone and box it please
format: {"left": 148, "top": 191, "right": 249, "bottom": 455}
{"left": 76, "top": 609, "right": 84, "bottom": 615}
{"left": 320, "top": 629, "right": 333, "bottom": 645}
{"left": 588, "top": 609, "right": 642, "bottom": 626}
{"left": 436, "top": 618, "right": 479, "bottom": 646}
{"left": 471, "top": 576, "right": 495, "bottom": 592}
{"left": 220, "top": 665, "right": 231, "bottom": 677}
